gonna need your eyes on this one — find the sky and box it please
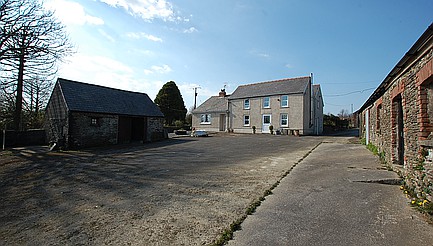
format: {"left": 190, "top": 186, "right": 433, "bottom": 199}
{"left": 44, "top": 0, "right": 433, "bottom": 115}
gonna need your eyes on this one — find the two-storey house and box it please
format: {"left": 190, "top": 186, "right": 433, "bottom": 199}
{"left": 192, "top": 76, "right": 323, "bottom": 135}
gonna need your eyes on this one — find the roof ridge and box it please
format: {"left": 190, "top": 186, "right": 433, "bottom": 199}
{"left": 237, "top": 76, "right": 310, "bottom": 87}
{"left": 58, "top": 78, "right": 148, "bottom": 96}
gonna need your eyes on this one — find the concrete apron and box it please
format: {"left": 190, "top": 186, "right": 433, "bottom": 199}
{"left": 228, "top": 141, "right": 433, "bottom": 246}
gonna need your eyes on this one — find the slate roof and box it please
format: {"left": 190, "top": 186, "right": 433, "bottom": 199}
{"left": 193, "top": 96, "right": 228, "bottom": 114}
{"left": 358, "top": 23, "right": 433, "bottom": 113}
{"left": 57, "top": 78, "right": 164, "bottom": 117}
{"left": 229, "top": 76, "right": 310, "bottom": 100}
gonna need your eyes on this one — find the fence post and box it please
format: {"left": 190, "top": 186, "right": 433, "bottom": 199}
{"left": 2, "top": 128, "right": 5, "bottom": 150}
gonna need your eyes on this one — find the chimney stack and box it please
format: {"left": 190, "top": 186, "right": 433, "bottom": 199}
{"left": 219, "top": 88, "right": 226, "bottom": 97}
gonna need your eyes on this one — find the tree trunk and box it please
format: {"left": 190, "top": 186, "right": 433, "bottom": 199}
{"left": 14, "top": 35, "right": 26, "bottom": 131}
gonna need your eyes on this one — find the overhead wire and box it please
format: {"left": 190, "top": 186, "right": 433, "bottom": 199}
{"left": 324, "top": 87, "right": 376, "bottom": 97}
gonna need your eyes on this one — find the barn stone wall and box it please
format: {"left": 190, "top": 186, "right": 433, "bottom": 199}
{"left": 69, "top": 112, "right": 118, "bottom": 149}
{"left": 361, "top": 46, "right": 433, "bottom": 201}
{"left": 147, "top": 117, "right": 165, "bottom": 141}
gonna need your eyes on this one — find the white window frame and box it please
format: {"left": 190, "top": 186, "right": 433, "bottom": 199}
{"left": 244, "top": 99, "right": 250, "bottom": 109}
{"left": 280, "top": 114, "right": 288, "bottom": 127}
{"left": 281, "top": 95, "right": 288, "bottom": 107}
{"left": 244, "top": 115, "right": 250, "bottom": 126}
{"left": 90, "top": 117, "right": 99, "bottom": 126}
{"left": 263, "top": 97, "right": 270, "bottom": 108}
{"left": 200, "top": 114, "right": 211, "bottom": 124}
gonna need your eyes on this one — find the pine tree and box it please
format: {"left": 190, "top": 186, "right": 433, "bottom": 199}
{"left": 154, "top": 81, "right": 187, "bottom": 125}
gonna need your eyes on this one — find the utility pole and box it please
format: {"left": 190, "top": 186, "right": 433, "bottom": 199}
{"left": 193, "top": 86, "right": 201, "bottom": 109}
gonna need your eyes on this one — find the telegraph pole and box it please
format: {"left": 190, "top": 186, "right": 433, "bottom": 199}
{"left": 193, "top": 87, "right": 200, "bottom": 109}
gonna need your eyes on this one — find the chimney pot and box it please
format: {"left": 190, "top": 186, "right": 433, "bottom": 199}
{"left": 219, "top": 89, "right": 226, "bottom": 97}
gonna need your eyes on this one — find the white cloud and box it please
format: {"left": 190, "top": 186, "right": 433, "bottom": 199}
{"left": 129, "top": 49, "right": 154, "bottom": 56}
{"left": 285, "top": 64, "right": 293, "bottom": 69}
{"left": 144, "top": 64, "right": 172, "bottom": 75}
{"left": 45, "top": 0, "right": 104, "bottom": 26}
{"left": 98, "top": 29, "right": 116, "bottom": 42}
{"left": 99, "top": 0, "right": 174, "bottom": 21}
{"left": 183, "top": 27, "right": 198, "bottom": 34}
{"left": 58, "top": 54, "right": 134, "bottom": 89}
{"left": 258, "top": 53, "right": 270, "bottom": 58}
{"left": 56, "top": 53, "right": 166, "bottom": 101}
{"left": 249, "top": 49, "right": 271, "bottom": 59}
{"left": 126, "top": 32, "right": 163, "bottom": 42}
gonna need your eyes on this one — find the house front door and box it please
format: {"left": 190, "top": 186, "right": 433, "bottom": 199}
{"left": 219, "top": 114, "right": 226, "bottom": 131}
{"left": 262, "top": 114, "right": 271, "bottom": 133}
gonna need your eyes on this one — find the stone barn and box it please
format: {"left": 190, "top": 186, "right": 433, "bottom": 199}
{"left": 45, "top": 78, "right": 165, "bottom": 149}
{"left": 358, "top": 23, "right": 433, "bottom": 201}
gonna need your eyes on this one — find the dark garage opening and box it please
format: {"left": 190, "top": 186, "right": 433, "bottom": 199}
{"left": 118, "top": 116, "right": 146, "bottom": 143}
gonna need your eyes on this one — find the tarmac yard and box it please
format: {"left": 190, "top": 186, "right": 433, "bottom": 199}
{"left": 1, "top": 133, "right": 432, "bottom": 245}
{"left": 0, "top": 134, "right": 321, "bottom": 245}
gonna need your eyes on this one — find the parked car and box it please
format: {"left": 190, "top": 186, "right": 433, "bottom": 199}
{"left": 191, "top": 130, "right": 208, "bottom": 137}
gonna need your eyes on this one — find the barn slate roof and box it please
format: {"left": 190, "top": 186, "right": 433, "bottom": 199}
{"left": 57, "top": 78, "right": 164, "bottom": 117}
{"left": 193, "top": 96, "right": 228, "bottom": 114}
{"left": 229, "top": 76, "right": 310, "bottom": 100}
{"left": 358, "top": 23, "right": 433, "bottom": 113}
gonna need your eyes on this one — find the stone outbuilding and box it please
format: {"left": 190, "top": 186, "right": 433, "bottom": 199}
{"left": 45, "top": 78, "right": 165, "bottom": 149}
{"left": 358, "top": 23, "right": 433, "bottom": 201}
{"left": 192, "top": 76, "right": 323, "bottom": 135}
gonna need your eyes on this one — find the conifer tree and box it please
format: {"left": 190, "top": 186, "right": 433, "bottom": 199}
{"left": 154, "top": 81, "right": 187, "bottom": 125}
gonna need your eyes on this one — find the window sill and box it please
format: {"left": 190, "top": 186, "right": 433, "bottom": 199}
{"left": 200, "top": 122, "right": 211, "bottom": 125}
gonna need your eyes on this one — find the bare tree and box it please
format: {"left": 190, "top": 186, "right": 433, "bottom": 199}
{"left": 0, "top": 0, "right": 37, "bottom": 59}
{"left": 338, "top": 109, "right": 349, "bottom": 119}
{"left": 0, "top": 0, "right": 74, "bottom": 130}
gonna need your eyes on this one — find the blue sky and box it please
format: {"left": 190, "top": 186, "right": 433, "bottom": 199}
{"left": 45, "top": 0, "right": 433, "bottom": 115}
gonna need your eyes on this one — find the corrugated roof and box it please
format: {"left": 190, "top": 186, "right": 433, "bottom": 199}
{"left": 229, "top": 76, "right": 310, "bottom": 99}
{"left": 57, "top": 78, "right": 164, "bottom": 117}
{"left": 193, "top": 96, "right": 228, "bottom": 114}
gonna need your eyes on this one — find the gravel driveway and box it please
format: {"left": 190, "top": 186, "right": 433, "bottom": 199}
{"left": 0, "top": 134, "right": 324, "bottom": 245}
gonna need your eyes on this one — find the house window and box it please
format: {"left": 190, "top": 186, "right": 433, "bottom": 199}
{"left": 90, "top": 117, "right": 99, "bottom": 126}
{"left": 281, "top": 95, "right": 288, "bottom": 107}
{"left": 281, "top": 114, "right": 288, "bottom": 127}
{"left": 263, "top": 97, "right": 270, "bottom": 108}
{"left": 200, "top": 114, "right": 211, "bottom": 124}
{"left": 244, "top": 115, "right": 250, "bottom": 126}
{"left": 244, "top": 99, "right": 250, "bottom": 109}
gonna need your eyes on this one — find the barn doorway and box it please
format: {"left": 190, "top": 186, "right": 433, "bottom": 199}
{"left": 393, "top": 95, "right": 404, "bottom": 165}
{"left": 118, "top": 116, "right": 146, "bottom": 143}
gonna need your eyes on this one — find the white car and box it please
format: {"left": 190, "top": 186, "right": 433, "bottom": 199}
{"left": 191, "top": 130, "right": 209, "bottom": 137}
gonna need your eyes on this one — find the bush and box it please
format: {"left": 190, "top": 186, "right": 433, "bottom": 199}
{"left": 174, "top": 120, "right": 184, "bottom": 128}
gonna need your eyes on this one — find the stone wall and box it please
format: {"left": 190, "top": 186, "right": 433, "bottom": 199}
{"left": 69, "top": 112, "right": 118, "bottom": 148}
{"left": 147, "top": 117, "right": 165, "bottom": 141}
{"left": 361, "top": 46, "right": 433, "bottom": 201}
